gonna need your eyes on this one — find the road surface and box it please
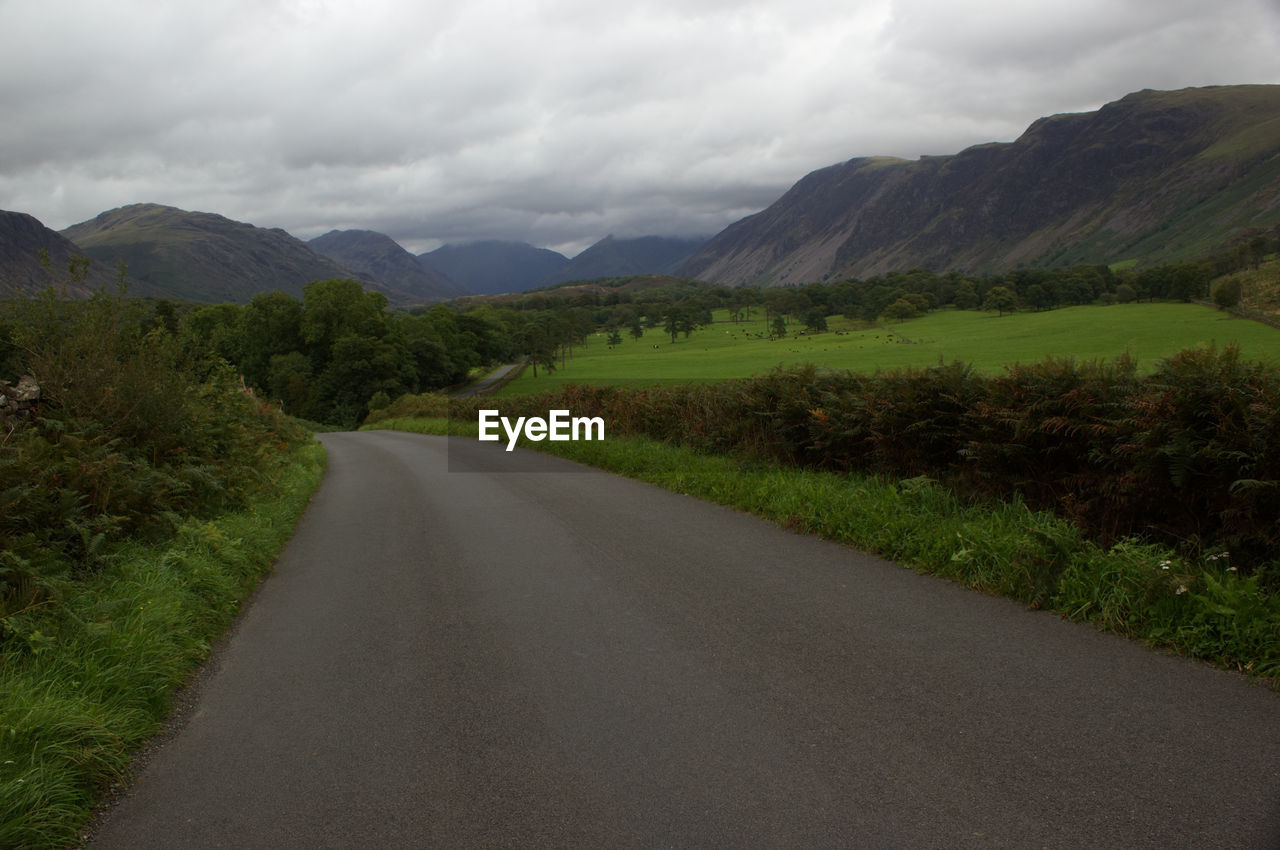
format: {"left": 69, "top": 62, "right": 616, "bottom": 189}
{"left": 455, "top": 361, "right": 525, "bottom": 397}
{"left": 91, "top": 430, "right": 1280, "bottom": 848}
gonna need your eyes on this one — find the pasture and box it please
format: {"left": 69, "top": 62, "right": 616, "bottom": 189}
{"left": 498, "top": 302, "right": 1280, "bottom": 394}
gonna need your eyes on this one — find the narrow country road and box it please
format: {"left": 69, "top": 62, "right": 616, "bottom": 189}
{"left": 455, "top": 361, "right": 525, "bottom": 397}
{"left": 90, "top": 430, "right": 1280, "bottom": 848}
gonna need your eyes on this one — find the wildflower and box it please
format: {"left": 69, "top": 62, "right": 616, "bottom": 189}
{"left": 1159, "top": 560, "right": 1171, "bottom": 570}
{"left": 1176, "top": 585, "right": 1188, "bottom": 595}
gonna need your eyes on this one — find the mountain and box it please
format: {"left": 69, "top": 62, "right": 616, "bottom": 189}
{"left": 309, "top": 229, "right": 467, "bottom": 301}
{"left": 681, "top": 85, "right": 1280, "bottom": 286}
{"left": 418, "top": 240, "right": 568, "bottom": 295}
{"left": 0, "top": 210, "right": 121, "bottom": 298}
{"left": 544, "top": 235, "right": 707, "bottom": 285}
{"left": 60, "top": 204, "right": 412, "bottom": 304}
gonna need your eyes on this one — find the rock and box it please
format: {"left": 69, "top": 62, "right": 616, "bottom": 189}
{"left": 14, "top": 375, "right": 39, "bottom": 402}
{"left": 0, "top": 375, "right": 40, "bottom": 422}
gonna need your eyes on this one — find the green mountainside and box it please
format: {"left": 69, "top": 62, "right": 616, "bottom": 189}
{"left": 680, "top": 85, "right": 1280, "bottom": 286}
{"left": 59, "top": 204, "right": 414, "bottom": 304}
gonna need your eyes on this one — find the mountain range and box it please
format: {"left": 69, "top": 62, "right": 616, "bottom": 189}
{"left": 3, "top": 84, "right": 1278, "bottom": 302}
{"left": 679, "top": 85, "right": 1280, "bottom": 285}
{"left": 308, "top": 229, "right": 467, "bottom": 301}
{"left": 58, "top": 204, "right": 410, "bottom": 304}
{"left": 417, "top": 240, "right": 569, "bottom": 295}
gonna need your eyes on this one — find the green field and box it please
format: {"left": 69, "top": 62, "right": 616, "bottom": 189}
{"left": 499, "top": 303, "right": 1280, "bottom": 394}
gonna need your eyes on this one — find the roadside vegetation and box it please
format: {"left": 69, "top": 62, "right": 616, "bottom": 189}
{"left": 0, "top": 289, "right": 323, "bottom": 847}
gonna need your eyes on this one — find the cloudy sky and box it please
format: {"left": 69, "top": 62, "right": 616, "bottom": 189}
{"left": 2, "top": 0, "right": 1278, "bottom": 256}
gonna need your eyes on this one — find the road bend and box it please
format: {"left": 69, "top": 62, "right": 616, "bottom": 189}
{"left": 90, "top": 430, "right": 1280, "bottom": 848}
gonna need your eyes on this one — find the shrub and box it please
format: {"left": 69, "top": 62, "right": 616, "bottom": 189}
{"left": 1, "top": 292, "right": 305, "bottom": 642}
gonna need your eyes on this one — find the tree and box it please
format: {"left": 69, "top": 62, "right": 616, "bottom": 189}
{"left": 803, "top": 309, "right": 828, "bottom": 332}
{"left": 770, "top": 315, "right": 787, "bottom": 339}
{"left": 982, "top": 286, "right": 1017, "bottom": 317}
{"left": 953, "top": 280, "right": 980, "bottom": 309}
{"left": 1168, "top": 263, "right": 1212, "bottom": 302}
{"left": 239, "top": 290, "right": 303, "bottom": 389}
{"left": 268, "top": 351, "right": 313, "bottom": 415}
{"left": 1211, "top": 277, "right": 1243, "bottom": 310}
{"left": 664, "top": 309, "right": 680, "bottom": 343}
{"left": 1024, "top": 284, "right": 1053, "bottom": 311}
{"left": 880, "top": 298, "right": 918, "bottom": 323}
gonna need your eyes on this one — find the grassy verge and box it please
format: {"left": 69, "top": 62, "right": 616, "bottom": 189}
{"left": 365, "top": 417, "right": 1279, "bottom": 686}
{"left": 0, "top": 440, "right": 326, "bottom": 849}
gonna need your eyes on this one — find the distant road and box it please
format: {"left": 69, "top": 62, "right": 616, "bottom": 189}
{"left": 455, "top": 360, "right": 525, "bottom": 397}
{"left": 91, "top": 431, "right": 1280, "bottom": 848}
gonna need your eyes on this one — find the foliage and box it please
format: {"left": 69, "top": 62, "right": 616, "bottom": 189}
{"left": 0, "top": 287, "right": 324, "bottom": 846}
{"left": 1211, "top": 276, "right": 1244, "bottom": 309}
{"left": 0, "top": 443, "right": 324, "bottom": 848}
{"left": 1, "top": 290, "right": 307, "bottom": 640}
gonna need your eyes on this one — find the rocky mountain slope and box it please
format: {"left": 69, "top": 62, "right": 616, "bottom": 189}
{"left": 680, "top": 85, "right": 1280, "bottom": 286}
{"left": 0, "top": 211, "right": 118, "bottom": 298}
{"left": 417, "top": 240, "right": 569, "bottom": 295}
{"left": 60, "top": 204, "right": 412, "bottom": 304}
{"left": 309, "top": 229, "right": 467, "bottom": 301}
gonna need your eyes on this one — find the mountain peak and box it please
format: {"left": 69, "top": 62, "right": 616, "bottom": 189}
{"left": 308, "top": 229, "right": 467, "bottom": 300}
{"left": 680, "top": 84, "right": 1280, "bottom": 285}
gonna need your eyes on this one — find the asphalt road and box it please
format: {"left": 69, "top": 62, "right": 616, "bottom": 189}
{"left": 455, "top": 361, "right": 525, "bottom": 397}
{"left": 90, "top": 430, "right": 1280, "bottom": 848}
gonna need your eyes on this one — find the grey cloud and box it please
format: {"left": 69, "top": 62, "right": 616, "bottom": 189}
{"left": 3, "top": 0, "right": 1278, "bottom": 254}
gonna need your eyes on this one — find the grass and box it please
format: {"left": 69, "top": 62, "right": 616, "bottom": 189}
{"left": 0, "top": 440, "right": 326, "bottom": 849}
{"left": 499, "top": 303, "right": 1280, "bottom": 395}
{"left": 365, "top": 416, "right": 1280, "bottom": 686}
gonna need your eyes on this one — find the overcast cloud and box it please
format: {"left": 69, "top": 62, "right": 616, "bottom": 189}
{"left": 2, "top": 0, "right": 1278, "bottom": 256}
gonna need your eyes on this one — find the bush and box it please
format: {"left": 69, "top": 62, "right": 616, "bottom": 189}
{"left": 1, "top": 292, "right": 306, "bottom": 638}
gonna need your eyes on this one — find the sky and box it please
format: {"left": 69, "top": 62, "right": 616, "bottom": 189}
{"left": 2, "top": 0, "right": 1278, "bottom": 257}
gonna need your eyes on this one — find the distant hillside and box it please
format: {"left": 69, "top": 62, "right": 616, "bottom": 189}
{"left": 60, "top": 204, "right": 412, "bottom": 304}
{"left": 309, "top": 229, "right": 467, "bottom": 302}
{"left": 418, "top": 240, "right": 568, "bottom": 295}
{"left": 544, "top": 235, "right": 707, "bottom": 285}
{"left": 0, "top": 210, "right": 116, "bottom": 298}
{"left": 681, "top": 85, "right": 1280, "bottom": 286}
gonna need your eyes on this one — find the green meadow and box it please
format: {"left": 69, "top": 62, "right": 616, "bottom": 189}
{"left": 499, "top": 303, "right": 1280, "bottom": 394}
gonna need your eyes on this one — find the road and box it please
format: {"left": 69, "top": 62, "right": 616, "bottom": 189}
{"left": 90, "top": 430, "right": 1280, "bottom": 848}
{"left": 455, "top": 361, "right": 525, "bottom": 397}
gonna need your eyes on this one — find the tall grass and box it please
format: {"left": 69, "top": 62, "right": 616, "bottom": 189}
{"left": 0, "top": 441, "right": 325, "bottom": 848}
